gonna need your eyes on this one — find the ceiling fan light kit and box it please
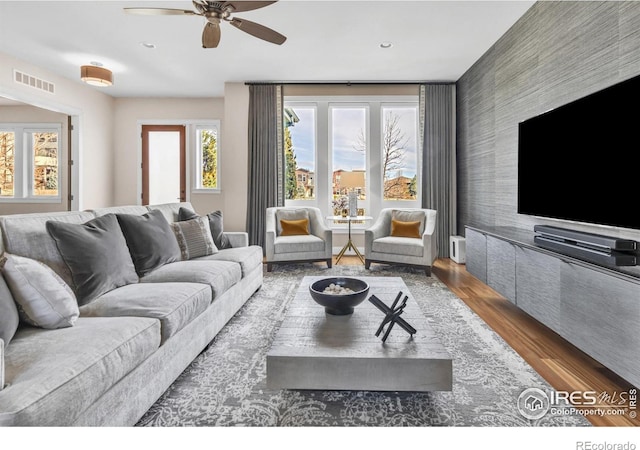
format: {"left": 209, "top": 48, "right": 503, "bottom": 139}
{"left": 80, "top": 65, "right": 113, "bottom": 86}
{"left": 124, "top": 1, "right": 286, "bottom": 48}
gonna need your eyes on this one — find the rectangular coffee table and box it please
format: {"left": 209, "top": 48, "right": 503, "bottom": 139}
{"left": 266, "top": 276, "right": 452, "bottom": 392}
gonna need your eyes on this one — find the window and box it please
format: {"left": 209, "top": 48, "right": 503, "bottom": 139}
{"left": 283, "top": 97, "right": 420, "bottom": 227}
{"left": 381, "top": 106, "right": 418, "bottom": 201}
{"left": 0, "top": 124, "right": 61, "bottom": 202}
{"left": 284, "top": 106, "right": 315, "bottom": 200}
{"left": 194, "top": 122, "right": 220, "bottom": 191}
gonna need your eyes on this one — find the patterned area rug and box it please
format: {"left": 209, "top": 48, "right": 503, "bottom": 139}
{"left": 137, "top": 263, "right": 590, "bottom": 427}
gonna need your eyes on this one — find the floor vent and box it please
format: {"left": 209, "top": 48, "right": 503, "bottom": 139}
{"left": 13, "top": 70, "right": 55, "bottom": 94}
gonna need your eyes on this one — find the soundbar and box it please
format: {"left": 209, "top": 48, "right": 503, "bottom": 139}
{"left": 534, "top": 235, "right": 637, "bottom": 266}
{"left": 533, "top": 225, "right": 637, "bottom": 253}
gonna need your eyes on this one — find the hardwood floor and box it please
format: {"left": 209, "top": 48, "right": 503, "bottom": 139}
{"left": 335, "top": 255, "right": 639, "bottom": 427}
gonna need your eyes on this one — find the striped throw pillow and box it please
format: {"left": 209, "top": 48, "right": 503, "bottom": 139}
{"left": 171, "top": 217, "right": 218, "bottom": 260}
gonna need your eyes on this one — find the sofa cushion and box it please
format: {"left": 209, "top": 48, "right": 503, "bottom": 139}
{"left": 192, "top": 245, "right": 263, "bottom": 277}
{"left": 140, "top": 260, "right": 241, "bottom": 301}
{"left": 274, "top": 234, "right": 325, "bottom": 254}
{"left": 275, "top": 209, "right": 309, "bottom": 236}
{"left": 46, "top": 214, "right": 139, "bottom": 306}
{"left": 116, "top": 210, "right": 181, "bottom": 277}
{"left": 0, "top": 316, "right": 160, "bottom": 426}
{"left": 178, "top": 207, "right": 231, "bottom": 250}
{"left": 0, "top": 254, "right": 78, "bottom": 329}
{"left": 171, "top": 217, "right": 218, "bottom": 260}
{"left": 80, "top": 282, "right": 211, "bottom": 344}
{"left": 372, "top": 236, "right": 424, "bottom": 258}
{"left": 0, "top": 273, "right": 19, "bottom": 345}
{"left": 148, "top": 202, "right": 195, "bottom": 224}
{"left": 0, "top": 210, "right": 95, "bottom": 287}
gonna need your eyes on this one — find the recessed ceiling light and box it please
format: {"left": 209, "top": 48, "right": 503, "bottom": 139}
{"left": 380, "top": 42, "right": 393, "bottom": 49}
{"left": 140, "top": 42, "right": 157, "bottom": 49}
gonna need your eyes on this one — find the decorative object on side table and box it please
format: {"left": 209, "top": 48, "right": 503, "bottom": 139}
{"left": 348, "top": 191, "right": 358, "bottom": 217}
{"left": 369, "top": 292, "right": 417, "bottom": 343}
{"left": 309, "top": 277, "right": 369, "bottom": 315}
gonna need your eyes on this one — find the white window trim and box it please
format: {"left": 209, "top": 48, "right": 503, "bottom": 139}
{"left": 0, "top": 123, "right": 62, "bottom": 204}
{"left": 283, "top": 96, "right": 421, "bottom": 229}
{"left": 193, "top": 121, "right": 221, "bottom": 193}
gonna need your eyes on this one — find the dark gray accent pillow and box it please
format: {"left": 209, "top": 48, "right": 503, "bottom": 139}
{"left": 0, "top": 271, "right": 19, "bottom": 344}
{"left": 178, "top": 207, "right": 231, "bottom": 249}
{"left": 46, "top": 214, "right": 138, "bottom": 306}
{"left": 117, "top": 209, "right": 181, "bottom": 277}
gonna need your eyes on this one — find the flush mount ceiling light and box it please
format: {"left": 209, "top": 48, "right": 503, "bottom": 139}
{"left": 140, "top": 42, "right": 156, "bottom": 49}
{"left": 80, "top": 64, "right": 113, "bottom": 87}
{"left": 380, "top": 42, "right": 393, "bottom": 49}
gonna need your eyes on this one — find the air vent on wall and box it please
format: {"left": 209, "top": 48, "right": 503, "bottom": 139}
{"left": 13, "top": 70, "right": 55, "bottom": 94}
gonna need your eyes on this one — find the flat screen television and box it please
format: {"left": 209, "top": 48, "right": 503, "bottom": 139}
{"left": 518, "top": 74, "right": 640, "bottom": 231}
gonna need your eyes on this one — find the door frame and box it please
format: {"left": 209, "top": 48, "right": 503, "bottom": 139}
{"left": 141, "top": 124, "right": 186, "bottom": 206}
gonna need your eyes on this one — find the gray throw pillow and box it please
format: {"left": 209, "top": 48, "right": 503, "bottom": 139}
{"left": 0, "top": 253, "right": 79, "bottom": 329}
{"left": 178, "top": 207, "right": 231, "bottom": 249}
{"left": 117, "top": 209, "right": 181, "bottom": 277}
{"left": 0, "top": 272, "right": 19, "bottom": 344}
{"left": 47, "top": 214, "right": 139, "bottom": 306}
{"left": 171, "top": 216, "right": 218, "bottom": 260}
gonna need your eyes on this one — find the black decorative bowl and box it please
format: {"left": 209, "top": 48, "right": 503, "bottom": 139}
{"left": 309, "top": 277, "right": 370, "bottom": 315}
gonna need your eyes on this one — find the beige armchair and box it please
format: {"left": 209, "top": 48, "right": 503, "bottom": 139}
{"left": 364, "top": 208, "right": 438, "bottom": 276}
{"left": 265, "top": 207, "right": 332, "bottom": 272}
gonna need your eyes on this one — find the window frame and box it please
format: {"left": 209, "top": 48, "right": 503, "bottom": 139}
{"left": 191, "top": 120, "right": 221, "bottom": 194}
{"left": 283, "top": 102, "right": 317, "bottom": 206}
{"left": 283, "top": 96, "right": 420, "bottom": 231}
{"left": 0, "top": 123, "right": 62, "bottom": 203}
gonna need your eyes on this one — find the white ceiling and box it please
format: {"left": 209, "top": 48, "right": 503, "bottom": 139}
{"left": 0, "top": 0, "right": 534, "bottom": 98}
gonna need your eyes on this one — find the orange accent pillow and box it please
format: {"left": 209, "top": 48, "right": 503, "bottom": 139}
{"left": 390, "top": 219, "right": 421, "bottom": 238}
{"left": 280, "top": 218, "right": 310, "bottom": 236}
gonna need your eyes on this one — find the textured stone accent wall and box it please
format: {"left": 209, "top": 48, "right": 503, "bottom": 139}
{"left": 457, "top": 1, "right": 640, "bottom": 241}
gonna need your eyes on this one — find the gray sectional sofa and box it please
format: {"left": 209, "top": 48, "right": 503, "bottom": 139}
{"left": 0, "top": 202, "right": 263, "bottom": 426}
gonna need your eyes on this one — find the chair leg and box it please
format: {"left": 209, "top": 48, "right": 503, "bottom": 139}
{"left": 365, "top": 259, "right": 371, "bottom": 270}
{"left": 327, "top": 258, "right": 332, "bottom": 269}
{"left": 267, "top": 263, "right": 273, "bottom": 272}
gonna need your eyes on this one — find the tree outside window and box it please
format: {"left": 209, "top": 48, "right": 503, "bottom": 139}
{"left": 199, "top": 128, "right": 218, "bottom": 189}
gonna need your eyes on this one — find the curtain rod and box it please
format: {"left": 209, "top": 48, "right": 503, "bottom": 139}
{"left": 244, "top": 81, "right": 453, "bottom": 86}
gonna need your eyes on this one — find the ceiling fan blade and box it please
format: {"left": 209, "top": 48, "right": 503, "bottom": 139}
{"left": 124, "top": 8, "right": 198, "bottom": 16}
{"left": 202, "top": 22, "right": 221, "bottom": 48}
{"left": 224, "top": 1, "right": 278, "bottom": 13}
{"left": 229, "top": 17, "right": 286, "bottom": 45}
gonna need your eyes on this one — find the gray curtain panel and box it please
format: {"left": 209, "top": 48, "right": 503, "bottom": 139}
{"left": 246, "top": 84, "right": 284, "bottom": 249}
{"left": 421, "top": 84, "right": 457, "bottom": 258}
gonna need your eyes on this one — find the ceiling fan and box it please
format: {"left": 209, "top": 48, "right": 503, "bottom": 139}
{"left": 124, "top": 1, "right": 286, "bottom": 48}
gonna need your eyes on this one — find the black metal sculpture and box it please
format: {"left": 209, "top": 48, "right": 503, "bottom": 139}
{"left": 368, "top": 291, "right": 417, "bottom": 343}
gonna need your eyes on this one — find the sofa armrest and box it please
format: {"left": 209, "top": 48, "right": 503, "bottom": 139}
{"left": 422, "top": 211, "right": 438, "bottom": 263}
{"left": 0, "top": 338, "right": 4, "bottom": 391}
{"left": 365, "top": 215, "right": 388, "bottom": 253}
{"left": 224, "top": 232, "right": 248, "bottom": 248}
{"left": 265, "top": 208, "right": 277, "bottom": 260}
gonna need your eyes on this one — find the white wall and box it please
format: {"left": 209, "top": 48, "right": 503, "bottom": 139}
{"left": 112, "top": 97, "right": 225, "bottom": 217}
{"left": 221, "top": 83, "right": 249, "bottom": 232}
{"left": 0, "top": 51, "right": 115, "bottom": 210}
